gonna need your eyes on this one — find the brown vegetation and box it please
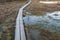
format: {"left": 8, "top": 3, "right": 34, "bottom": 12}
{"left": 0, "top": 1, "right": 25, "bottom": 40}
{"left": 25, "top": 0, "right": 60, "bottom": 15}
{"left": 40, "top": 29, "right": 60, "bottom": 40}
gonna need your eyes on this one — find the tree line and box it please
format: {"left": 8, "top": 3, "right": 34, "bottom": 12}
{"left": 0, "top": 0, "right": 27, "bottom": 3}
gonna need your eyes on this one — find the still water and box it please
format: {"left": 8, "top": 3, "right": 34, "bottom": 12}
{"left": 23, "top": 11, "right": 60, "bottom": 40}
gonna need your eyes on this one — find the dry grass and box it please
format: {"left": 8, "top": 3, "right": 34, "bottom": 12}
{"left": 0, "top": 1, "right": 25, "bottom": 40}
{"left": 40, "top": 29, "right": 60, "bottom": 40}
{"left": 25, "top": 0, "right": 60, "bottom": 15}
{"left": 0, "top": 1, "right": 25, "bottom": 22}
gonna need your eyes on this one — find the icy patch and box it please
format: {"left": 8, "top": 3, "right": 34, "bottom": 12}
{"left": 39, "top": 1, "right": 59, "bottom": 4}
{"left": 47, "top": 11, "right": 60, "bottom": 20}
{"left": 23, "top": 11, "right": 60, "bottom": 32}
{"left": 23, "top": 11, "right": 60, "bottom": 26}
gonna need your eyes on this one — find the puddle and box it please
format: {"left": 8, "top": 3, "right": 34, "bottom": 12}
{"left": 23, "top": 11, "right": 60, "bottom": 40}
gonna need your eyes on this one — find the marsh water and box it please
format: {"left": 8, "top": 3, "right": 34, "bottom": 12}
{"left": 23, "top": 11, "right": 60, "bottom": 40}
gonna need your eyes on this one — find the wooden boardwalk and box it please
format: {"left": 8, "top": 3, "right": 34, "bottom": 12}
{"left": 14, "top": 0, "right": 31, "bottom": 40}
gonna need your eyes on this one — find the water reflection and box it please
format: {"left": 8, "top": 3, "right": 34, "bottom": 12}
{"left": 23, "top": 11, "right": 60, "bottom": 40}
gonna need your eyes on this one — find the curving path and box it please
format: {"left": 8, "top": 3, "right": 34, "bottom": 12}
{"left": 15, "top": 0, "right": 31, "bottom": 40}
